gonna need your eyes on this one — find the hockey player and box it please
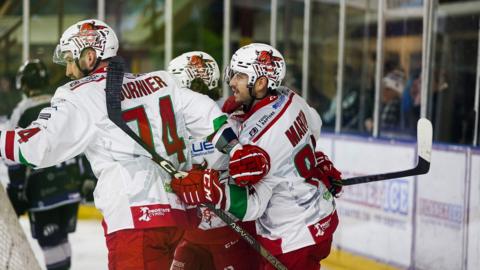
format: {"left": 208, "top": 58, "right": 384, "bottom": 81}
{"left": 0, "top": 20, "right": 269, "bottom": 270}
{"left": 171, "top": 43, "right": 342, "bottom": 270}
{"left": 168, "top": 51, "right": 259, "bottom": 270}
{"left": 6, "top": 59, "right": 87, "bottom": 270}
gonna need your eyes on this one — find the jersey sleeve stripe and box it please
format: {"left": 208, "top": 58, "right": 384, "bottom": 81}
{"left": 207, "top": 114, "right": 228, "bottom": 142}
{"left": 18, "top": 150, "right": 34, "bottom": 167}
{"left": 226, "top": 184, "right": 248, "bottom": 219}
{"left": 252, "top": 93, "right": 294, "bottom": 143}
{"left": 5, "top": 130, "right": 15, "bottom": 161}
{"left": 213, "top": 114, "right": 228, "bottom": 131}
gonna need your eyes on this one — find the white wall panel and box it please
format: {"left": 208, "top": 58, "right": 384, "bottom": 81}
{"left": 467, "top": 152, "right": 480, "bottom": 270}
{"left": 414, "top": 149, "right": 468, "bottom": 270}
{"left": 334, "top": 139, "right": 415, "bottom": 267}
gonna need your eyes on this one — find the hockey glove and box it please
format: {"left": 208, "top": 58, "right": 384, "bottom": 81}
{"left": 81, "top": 179, "right": 97, "bottom": 203}
{"left": 171, "top": 169, "right": 224, "bottom": 206}
{"left": 222, "top": 96, "right": 243, "bottom": 113}
{"left": 6, "top": 184, "right": 29, "bottom": 216}
{"left": 229, "top": 144, "right": 270, "bottom": 186}
{"left": 7, "top": 164, "right": 29, "bottom": 216}
{"left": 315, "top": 151, "right": 343, "bottom": 197}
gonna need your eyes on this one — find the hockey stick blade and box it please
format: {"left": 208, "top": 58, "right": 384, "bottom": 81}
{"left": 104, "top": 58, "right": 287, "bottom": 270}
{"left": 341, "top": 118, "right": 432, "bottom": 186}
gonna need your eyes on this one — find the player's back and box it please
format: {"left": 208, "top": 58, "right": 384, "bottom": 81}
{"left": 19, "top": 67, "right": 225, "bottom": 234}
{"left": 65, "top": 70, "right": 192, "bottom": 170}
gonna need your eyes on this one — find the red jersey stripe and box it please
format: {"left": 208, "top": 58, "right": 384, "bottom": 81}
{"left": 5, "top": 131, "right": 15, "bottom": 161}
{"left": 252, "top": 93, "right": 294, "bottom": 143}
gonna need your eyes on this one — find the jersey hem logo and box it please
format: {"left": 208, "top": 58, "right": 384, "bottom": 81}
{"left": 131, "top": 204, "right": 191, "bottom": 229}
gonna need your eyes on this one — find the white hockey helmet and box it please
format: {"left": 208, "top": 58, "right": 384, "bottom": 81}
{"left": 168, "top": 51, "right": 220, "bottom": 90}
{"left": 53, "top": 19, "right": 119, "bottom": 65}
{"left": 225, "top": 43, "right": 286, "bottom": 90}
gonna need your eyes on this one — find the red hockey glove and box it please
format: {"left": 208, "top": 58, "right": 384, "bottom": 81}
{"left": 315, "top": 151, "right": 343, "bottom": 197}
{"left": 229, "top": 144, "right": 270, "bottom": 186}
{"left": 222, "top": 96, "right": 243, "bottom": 113}
{"left": 171, "top": 169, "right": 223, "bottom": 206}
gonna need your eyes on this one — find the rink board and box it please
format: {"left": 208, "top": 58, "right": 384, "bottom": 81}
{"left": 322, "top": 133, "right": 479, "bottom": 270}
{"left": 316, "top": 135, "right": 334, "bottom": 157}
{"left": 332, "top": 136, "right": 415, "bottom": 268}
{"left": 414, "top": 146, "right": 468, "bottom": 270}
{"left": 467, "top": 151, "right": 480, "bottom": 270}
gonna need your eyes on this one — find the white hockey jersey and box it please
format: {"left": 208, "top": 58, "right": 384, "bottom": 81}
{"left": 220, "top": 88, "right": 338, "bottom": 255}
{"left": 0, "top": 67, "right": 228, "bottom": 234}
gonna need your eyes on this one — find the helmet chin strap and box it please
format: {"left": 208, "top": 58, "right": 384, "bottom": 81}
{"left": 243, "top": 86, "right": 256, "bottom": 112}
{"left": 243, "top": 82, "right": 272, "bottom": 112}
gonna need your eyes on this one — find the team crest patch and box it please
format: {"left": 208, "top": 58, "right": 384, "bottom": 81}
{"left": 249, "top": 127, "right": 259, "bottom": 137}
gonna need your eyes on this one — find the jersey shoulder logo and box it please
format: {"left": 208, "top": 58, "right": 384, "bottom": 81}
{"left": 68, "top": 74, "right": 105, "bottom": 90}
{"left": 272, "top": 93, "right": 286, "bottom": 109}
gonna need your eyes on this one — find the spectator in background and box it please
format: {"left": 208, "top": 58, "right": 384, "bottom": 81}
{"left": 320, "top": 65, "right": 366, "bottom": 131}
{"left": 401, "top": 69, "right": 448, "bottom": 136}
{"left": 380, "top": 69, "right": 406, "bottom": 131}
{"left": 364, "top": 69, "right": 406, "bottom": 133}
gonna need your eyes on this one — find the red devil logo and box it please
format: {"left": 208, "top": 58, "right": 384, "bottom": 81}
{"left": 79, "top": 21, "right": 107, "bottom": 32}
{"left": 255, "top": 50, "right": 282, "bottom": 66}
{"left": 80, "top": 23, "right": 95, "bottom": 31}
{"left": 188, "top": 55, "right": 207, "bottom": 69}
{"left": 187, "top": 54, "right": 215, "bottom": 69}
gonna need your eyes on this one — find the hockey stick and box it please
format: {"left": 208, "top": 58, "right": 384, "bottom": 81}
{"left": 104, "top": 57, "right": 287, "bottom": 270}
{"left": 340, "top": 118, "right": 432, "bottom": 186}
